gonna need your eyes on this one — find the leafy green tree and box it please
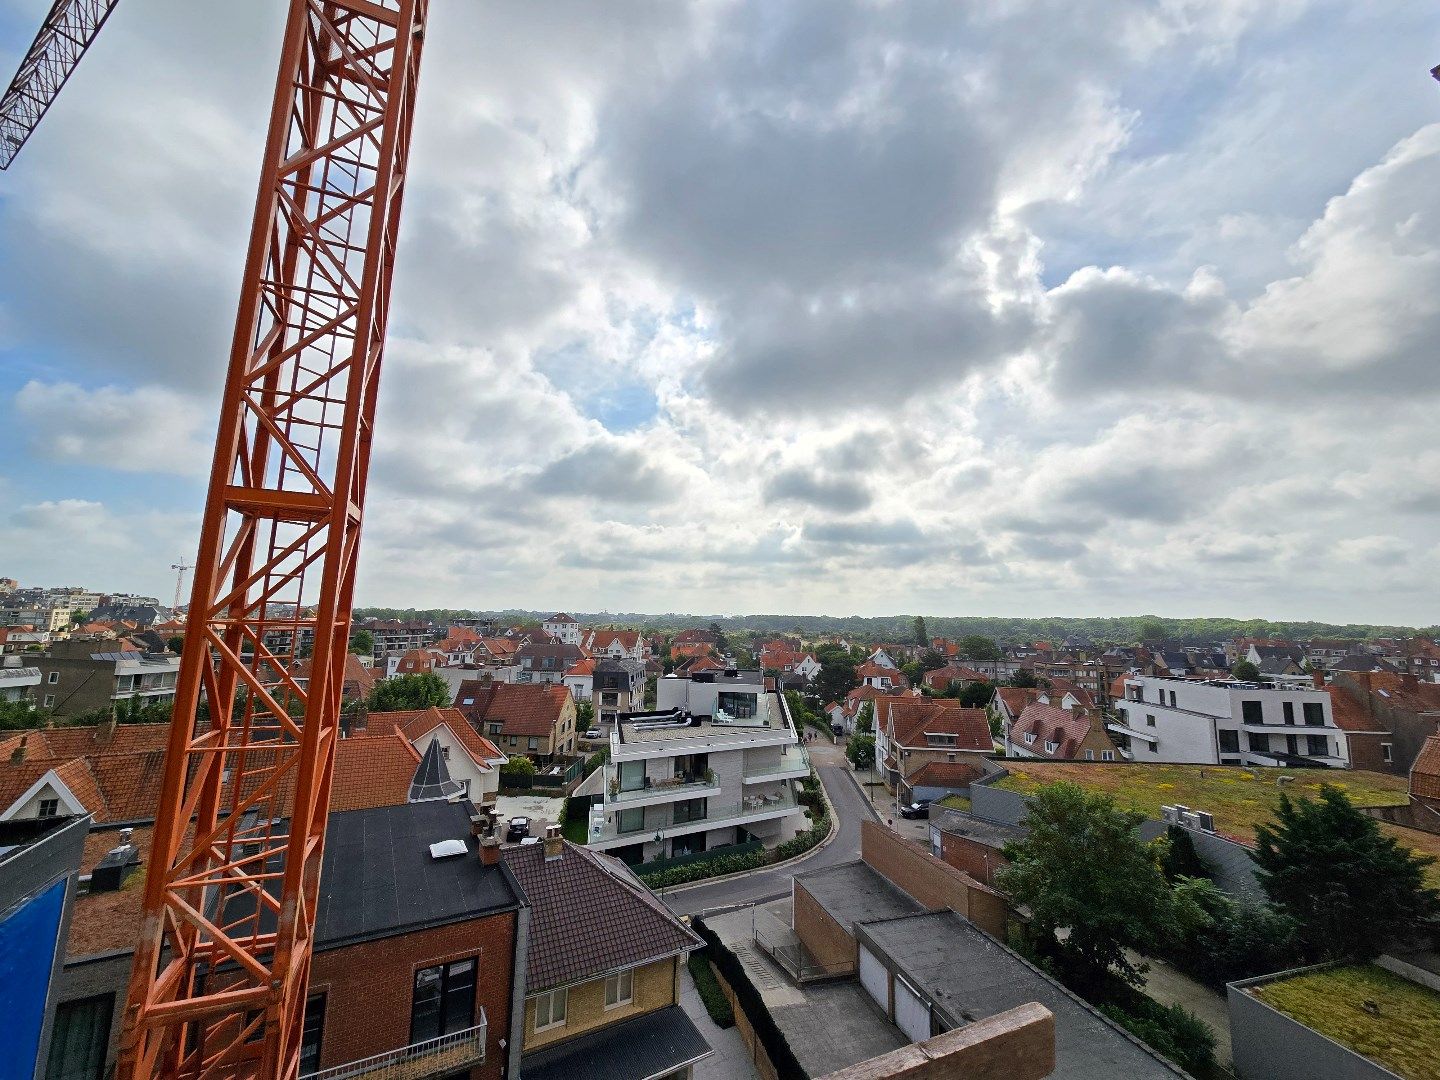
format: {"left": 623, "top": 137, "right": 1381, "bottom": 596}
{"left": 901, "top": 661, "right": 924, "bottom": 687}
{"left": 919, "top": 649, "right": 947, "bottom": 672}
{"left": 70, "top": 609, "right": 89, "bottom": 626}
{"left": 0, "top": 699, "right": 47, "bottom": 731}
{"left": 814, "top": 656, "right": 857, "bottom": 704}
{"left": 1136, "top": 617, "right": 1167, "bottom": 644}
{"left": 957, "top": 682, "right": 994, "bottom": 709}
{"left": 957, "top": 635, "right": 1002, "bottom": 662}
{"left": 368, "top": 672, "right": 451, "bottom": 711}
{"left": 1254, "top": 786, "right": 1440, "bottom": 962}
{"left": 709, "top": 621, "right": 730, "bottom": 656}
{"left": 1158, "top": 825, "right": 1210, "bottom": 883}
{"left": 1008, "top": 667, "right": 1038, "bottom": 689}
{"left": 912, "top": 615, "right": 928, "bottom": 647}
{"left": 997, "top": 783, "right": 1197, "bottom": 992}
{"left": 114, "top": 697, "right": 173, "bottom": 725}
{"left": 1231, "top": 660, "right": 1261, "bottom": 681}
{"left": 845, "top": 732, "right": 876, "bottom": 770}
{"left": 500, "top": 755, "right": 536, "bottom": 787}
{"left": 1164, "top": 878, "right": 1298, "bottom": 989}
{"left": 348, "top": 629, "right": 374, "bottom": 656}
{"left": 576, "top": 699, "right": 595, "bottom": 727}
{"left": 166, "top": 635, "right": 185, "bottom": 655}
{"left": 855, "top": 701, "right": 874, "bottom": 733}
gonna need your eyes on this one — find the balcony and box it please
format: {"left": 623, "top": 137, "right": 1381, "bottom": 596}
{"left": 303, "top": 1017, "right": 485, "bottom": 1080}
{"left": 742, "top": 744, "right": 810, "bottom": 783}
{"left": 587, "top": 786, "right": 802, "bottom": 847}
{"left": 604, "top": 769, "right": 721, "bottom": 810}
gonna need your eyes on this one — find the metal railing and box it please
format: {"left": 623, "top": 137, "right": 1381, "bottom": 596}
{"left": 743, "top": 744, "right": 810, "bottom": 780}
{"left": 588, "top": 786, "right": 800, "bottom": 843}
{"left": 302, "top": 1017, "right": 485, "bottom": 1080}
{"left": 605, "top": 768, "right": 720, "bottom": 805}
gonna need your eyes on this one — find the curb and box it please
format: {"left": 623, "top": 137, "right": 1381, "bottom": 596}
{"left": 655, "top": 768, "right": 843, "bottom": 897}
{"left": 841, "top": 767, "right": 885, "bottom": 824}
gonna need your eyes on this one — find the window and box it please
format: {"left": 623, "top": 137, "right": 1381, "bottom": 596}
{"left": 508, "top": 736, "right": 518, "bottom": 747}
{"left": 528, "top": 737, "right": 539, "bottom": 751}
{"left": 1218, "top": 730, "right": 1240, "bottom": 753}
{"left": 488, "top": 723, "right": 502, "bottom": 736}
{"left": 673, "top": 798, "right": 707, "bottom": 824}
{"left": 440, "top": 746, "right": 450, "bottom": 760}
{"left": 618, "top": 759, "right": 647, "bottom": 792}
{"left": 1302, "top": 702, "right": 1325, "bottom": 727}
{"left": 1083, "top": 749, "right": 1095, "bottom": 761}
{"left": 534, "top": 987, "right": 568, "bottom": 1032}
{"left": 38, "top": 797, "right": 59, "bottom": 819}
{"left": 1282, "top": 701, "right": 1295, "bottom": 725}
{"left": 48, "top": 671, "right": 59, "bottom": 684}
{"left": 1023, "top": 732, "right": 1036, "bottom": 744}
{"left": 410, "top": 957, "right": 476, "bottom": 1044}
{"left": 1248, "top": 732, "right": 1270, "bottom": 753}
{"left": 45, "top": 994, "right": 114, "bottom": 1080}
{"left": 1383, "top": 743, "right": 1394, "bottom": 763}
{"left": 1146, "top": 714, "right": 1156, "bottom": 727}
{"left": 44, "top": 695, "right": 55, "bottom": 708}
{"left": 1100, "top": 750, "right": 1115, "bottom": 761}
{"left": 1168, "top": 691, "right": 1177, "bottom": 707}
{"left": 1043, "top": 741, "right": 1057, "bottom": 753}
{"left": 1306, "top": 734, "right": 1329, "bottom": 757}
{"left": 616, "top": 807, "right": 645, "bottom": 834}
{"left": 1241, "top": 700, "right": 1264, "bottom": 724}
{"left": 604, "top": 968, "right": 634, "bottom": 1009}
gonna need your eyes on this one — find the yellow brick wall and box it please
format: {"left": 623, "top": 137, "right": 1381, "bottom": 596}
{"left": 523, "top": 955, "right": 678, "bottom": 1051}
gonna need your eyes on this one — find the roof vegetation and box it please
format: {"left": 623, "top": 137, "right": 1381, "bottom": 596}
{"left": 1252, "top": 965, "right": 1440, "bottom": 1080}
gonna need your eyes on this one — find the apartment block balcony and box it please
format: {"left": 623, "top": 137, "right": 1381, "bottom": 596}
{"left": 587, "top": 787, "right": 802, "bottom": 848}
{"left": 742, "top": 744, "right": 810, "bottom": 783}
{"left": 603, "top": 768, "right": 721, "bottom": 810}
{"left": 303, "top": 1016, "right": 485, "bottom": 1080}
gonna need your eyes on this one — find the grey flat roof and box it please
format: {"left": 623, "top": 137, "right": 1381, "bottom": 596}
{"left": 795, "top": 859, "right": 924, "bottom": 932}
{"left": 519, "top": 1004, "right": 711, "bottom": 1080}
{"left": 930, "top": 807, "right": 1028, "bottom": 850}
{"left": 315, "top": 801, "right": 523, "bottom": 948}
{"left": 861, "top": 912, "right": 1187, "bottom": 1079}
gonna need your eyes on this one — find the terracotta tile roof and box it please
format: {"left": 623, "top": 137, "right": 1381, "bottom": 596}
{"left": 564, "top": 657, "right": 596, "bottom": 678}
{"left": 291, "top": 653, "right": 377, "bottom": 697}
{"left": 886, "top": 701, "right": 991, "bottom": 752}
{"left": 0, "top": 755, "right": 59, "bottom": 814}
{"left": 587, "top": 629, "right": 641, "bottom": 651}
{"left": 1010, "top": 703, "right": 1097, "bottom": 760}
{"left": 504, "top": 841, "right": 701, "bottom": 992}
{"left": 86, "top": 750, "right": 168, "bottom": 821}
{"left": 1325, "top": 687, "right": 1388, "bottom": 734}
{"left": 1109, "top": 674, "right": 1131, "bottom": 699}
{"left": 1412, "top": 736, "right": 1440, "bottom": 800}
{"left": 995, "top": 687, "right": 1040, "bottom": 718}
{"left": 922, "top": 664, "right": 988, "bottom": 689}
{"left": 906, "top": 761, "right": 984, "bottom": 789}
{"left": 454, "top": 682, "right": 570, "bottom": 739}
{"left": 1044, "top": 679, "right": 1097, "bottom": 711}
{"left": 856, "top": 660, "right": 906, "bottom": 683}
{"left": 395, "top": 648, "right": 442, "bottom": 673}
{"left": 328, "top": 734, "right": 421, "bottom": 811}
{"left": 364, "top": 707, "right": 507, "bottom": 770}
{"left": 35, "top": 722, "right": 171, "bottom": 758}
{"left": 479, "top": 637, "right": 518, "bottom": 658}
{"left": 669, "top": 642, "right": 715, "bottom": 659}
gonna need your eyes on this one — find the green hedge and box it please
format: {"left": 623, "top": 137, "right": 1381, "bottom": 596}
{"left": 636, "top": 840, "right": 764, "bottom": 876}
{"left": 639, "top": 849, "right": 770, "bottom": 889}
{"left": 686, "top": 950, "right": 735, "bottom": 1029}
{"left": 1099, "top": 999, "right": 1216, "bottom": 1077}
{"left": 693, "top": 918, "right": 805, "bottom": 1079}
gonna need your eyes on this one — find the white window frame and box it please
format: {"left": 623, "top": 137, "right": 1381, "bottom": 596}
{"left": 604, "top": 967, "right": 634, "bottom": 1010}
{"left": 43, "top": 695, "right": 55, "bottom": 708}
{"left": 1083, "top": 749, "right": 1095, "bottom": 761}
{"left": 47, "top": 671, "right": 59, "bottom": 684}
{"left": 1382, "top": 743, "right": 1393, "bottom": 763}
{"left": 1100, "top": 750, "right": 1115, "bottom": 761}
{"left": 37, "top": 797, "right": 59, "bottom": 819}
{"left": 533, "top": 987, "right": 568, "bottom": 1032}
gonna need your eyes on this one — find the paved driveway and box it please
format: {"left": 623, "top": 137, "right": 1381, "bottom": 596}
{"left": 663, "top": 744, "right": 879, "bottom": 917}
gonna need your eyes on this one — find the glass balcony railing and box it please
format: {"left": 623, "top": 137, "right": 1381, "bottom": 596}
{"left": 604, "top": 768, "right": 720, "bottom": 805}
{"left": 742, "top": 744, "right": 810, "bottom": 781}
{"left": 302, "top": 1014, "right": 485, "bottom": 1080}
{"left": 587, "top": 786, "right": 800, "bottom": 844}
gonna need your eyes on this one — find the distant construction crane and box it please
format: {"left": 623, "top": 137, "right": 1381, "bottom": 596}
{"left": 2, "top": 0, "right": 430, "bottom": 1076}
{"left": 169, "top": 559, "right": 193, "bottom": 613}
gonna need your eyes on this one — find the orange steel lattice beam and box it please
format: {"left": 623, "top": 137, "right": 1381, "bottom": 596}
{"left": 0, "top": 0, "right": 122, "bottom": 169}
{"left": 118, "top": 2, "right": 428, "bottom": 1077}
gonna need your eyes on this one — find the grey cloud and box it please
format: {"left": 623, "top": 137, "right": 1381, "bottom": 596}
{"left": 531, "top": 442, "right": 681, "bottom": 505}
{"left": 763, "top": 466, "right": 872, "bottom": 512}
{"left": 802, "top": 518, "right": 924, "bottom": 547}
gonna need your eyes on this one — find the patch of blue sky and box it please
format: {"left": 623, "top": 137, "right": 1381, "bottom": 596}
{"left": 533, "top": 342, "right": 660, "bottom": 433}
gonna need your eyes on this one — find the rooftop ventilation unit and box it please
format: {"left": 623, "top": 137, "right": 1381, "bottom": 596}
{"left": 428, "top": 839, "right": 467, "bottom": 860}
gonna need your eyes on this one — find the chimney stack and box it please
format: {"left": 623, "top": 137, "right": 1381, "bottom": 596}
{"left": 1312, "top": 668, "right": 1326, "bottom": 690}
{"left": 10, "top": 735, "right": 27, "bottom": 764}
{"left": 97, "top": 715, "right": 118, "bottom": 746}
{"left": 544, "top": 824, "right": 563, "bottom": 862}
{"left": 479, "top": 836, "right": 501, "bottom": 867}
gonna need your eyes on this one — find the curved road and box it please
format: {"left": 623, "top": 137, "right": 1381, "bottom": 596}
{"left": 663, "top": 742, "right": 880, "bottom": 917}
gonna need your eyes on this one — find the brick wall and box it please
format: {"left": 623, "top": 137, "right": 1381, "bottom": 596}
{"left": 1344, "top": 731, "right": 1390, "bottom": 773}
{"left": 815, "top": 1001, "right": 1055, "bottom": 1080}
{"left": 860, "top": 820, "right": 1006, "bottom": 938}
{"left": 522, "top": 955, "right": 677, "bottom": 1052}
{"left": 935, "top": 833, "right": 1007, "bottom": 888}
{"left": 308, "top": 910, "right": 517, "bottom": 1080}
{"left": 793, "top": 882, "right": 858, "bottom": 973}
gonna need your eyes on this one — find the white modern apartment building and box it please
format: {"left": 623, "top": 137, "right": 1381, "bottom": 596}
{"left": 1112, "top": 675, "right": 1353, "bottom": 768}
{"left": 586, "top": 671, "right": 809, "bottom": 864}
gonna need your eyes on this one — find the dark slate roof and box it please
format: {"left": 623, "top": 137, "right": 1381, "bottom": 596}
{"left": 930, "top": 806, "right": 1027, "bottom": 850}
{"left": 793, "top": 859, "right": 924, "bottom": 933}
{"left": 505, "top": 841, "right": 702, "bottom": 992}
{"left": 314, "top": 800, "right": 522, "bottom": 949}
{"left": 520, "top": 1005, "right": 712, "bottom": 1080}
{"left": 859, "top": 911, "right": 1187, "bottom": 1079}
{"left": 408, "top": 737, "right": 466, "bottom": 802}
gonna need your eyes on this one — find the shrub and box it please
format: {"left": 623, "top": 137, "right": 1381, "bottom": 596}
{"left": 499, "top": 755, "right": 536, "bottom": 785}
{"left": 1161, "top": 878, "right": 1299, "bottom": 989}
{"left": 639, "top": 850, "right": 769, "bottom": 889}
{"left": 1099, "top": 999, "right": 1216, "bottom": 1076}
{"left": 687, "top": 951, "right": 735, "bottom": 1029}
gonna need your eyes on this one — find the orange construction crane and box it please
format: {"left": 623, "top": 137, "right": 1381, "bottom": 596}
{"left": 3, "top": 1, "right": 430, "bottom": 1076}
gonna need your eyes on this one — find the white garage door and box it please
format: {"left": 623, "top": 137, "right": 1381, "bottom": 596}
{"left": 894, "top": 975, "right": 931, "bottom": 1044}
{"left": 859, "top": 944, "right": 888, "bottom": 1013}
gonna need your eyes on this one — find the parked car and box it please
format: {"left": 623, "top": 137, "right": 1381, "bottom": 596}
{"left": 585, "top": 727, "right": 603, "bottom": 740}
{"left": 831, "top": 722, "right": 844, "bottom": 738}
{"left": 506, "top": 816, "right": 531, "bottom": 843}
{"left": 899, "top": 800, "right": 930, "bottom": 820}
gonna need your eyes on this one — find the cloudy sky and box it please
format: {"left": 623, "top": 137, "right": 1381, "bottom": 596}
{"left": 2, "top": 1, "right": 1438, "bottom": 623}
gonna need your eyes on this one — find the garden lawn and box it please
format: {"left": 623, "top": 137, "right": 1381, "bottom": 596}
{"left": 993, "top": 762, "right": 1438, "bottom": 885}
{"left": 1252, "top": 965, "right": 1440, "bottom": 1080}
